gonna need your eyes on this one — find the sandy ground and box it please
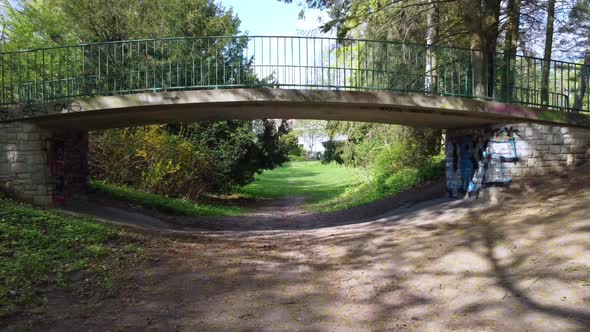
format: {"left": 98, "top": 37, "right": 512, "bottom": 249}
{"left": 4, "top": 172, "right": 590, "bottom": 331}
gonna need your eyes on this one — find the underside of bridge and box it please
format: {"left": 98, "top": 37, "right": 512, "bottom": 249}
{"left": 1, "top": 89, "right": 590, "bottom": 206}
{"left": 7, "top": 89, "right": 590, "bottom": 130}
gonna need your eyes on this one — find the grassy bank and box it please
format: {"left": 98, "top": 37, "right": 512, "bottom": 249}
{"left": 0, "top": 198, "right": 146, "bottom": 318}
{"left": 240, "top": 159, "right": 444, "bottom": 212}
{"left": 90, "top": 180, "right": 247, "bottom": 217}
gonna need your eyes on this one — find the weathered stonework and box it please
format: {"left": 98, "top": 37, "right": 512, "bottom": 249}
{"left": 446, "top": 123, "right": 590, "bottom": 197}
{"left": 0, "top": 121, "right": 88, "bottom": 206}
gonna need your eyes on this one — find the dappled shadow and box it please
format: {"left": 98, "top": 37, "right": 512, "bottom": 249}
{"left": 8, "top": 169, "right": 590, "bottom": 331}
{"left": 68, "top": 180, "right": 446, "bottom": 231}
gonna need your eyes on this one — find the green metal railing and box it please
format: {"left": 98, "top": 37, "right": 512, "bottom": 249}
{"left": 1, "top": 35, "right": 589, "bottom": 113}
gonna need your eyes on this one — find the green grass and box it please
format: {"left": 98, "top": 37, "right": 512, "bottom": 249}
{"left": 90, "top": 180, "right": 247, "bottom": 217}
{"left": 240, "top": 159, "right": 444, "bottom": 213}
{"left": 0, "top": 197, "right": 144, "bottom": 318}
{"left": 240, "top": 161, "right": 366, "bottom": 212}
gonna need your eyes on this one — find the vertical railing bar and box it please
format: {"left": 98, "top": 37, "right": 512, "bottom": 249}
{"left": 17, "top": 52, "right": 22, "bottom": 102}
{"left": 145, "top": 41, "right": 148, "bottom": 91}
{"left": 152, "top": 40, "right": 157, "bottom": 91}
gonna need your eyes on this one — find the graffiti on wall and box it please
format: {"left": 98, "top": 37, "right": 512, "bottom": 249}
{"left": 446, "top": 127, "right": 519, "bottom": 198}
{"left": 0, "top": 100, "right": 83, "bottom": 120}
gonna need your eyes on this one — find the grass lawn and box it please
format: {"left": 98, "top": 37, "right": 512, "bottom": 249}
{"left": 239, "top": 161, "right": 368, "bottom": 212}
{"left": 90, "top": 180, "right": 247, "bottom": 217}
{"left": 0, "top": 197, "right": 146, "bottom": 318}
{"left": 240, "top": 159, "right": 445, "bottom": 213}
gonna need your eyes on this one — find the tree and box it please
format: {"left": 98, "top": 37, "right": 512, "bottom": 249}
{"left": 460, "top": 0, "right": 501, "bottom": 98}
{"left": 502, "top": 0, "right": 522, "bottom": 102}
{"left": 295, "top": 120, "right": 328, "bottom": 157}
{"left": 425, "top": 0, "right": 440, "bottom": 92}
{"left": 559, "top": 0, "right": 590, "bottom": 110}
{"left": 541, "top": 0, "right": 557, "bottom": 106}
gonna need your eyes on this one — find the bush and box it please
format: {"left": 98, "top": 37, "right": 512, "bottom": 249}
{"left": 322, "top": 139, "right": 345, "bottom": 164}
{"left": 281, "top": 131, "right": 304, "bottom": 157}
{"left": 374, "top": 154, "right": 445, "bottom": 195}
{"left": 90, "top": 126, "right": 216, "bottom": 199}
{"left": 90, "top": 120, "right": 293, "bottom": 199}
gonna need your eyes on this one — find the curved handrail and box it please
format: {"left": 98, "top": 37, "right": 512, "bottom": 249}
{"left": 1, "top": 35, "right": 588, "bottom": 113}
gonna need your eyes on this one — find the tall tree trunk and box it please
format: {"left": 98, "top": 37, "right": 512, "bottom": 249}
{"left": 541, "top": 0, "right": 556, "bottom": 106}
{"left": 482, "top": 0, "right": 502, "bottom": 98}
{"left": 425, "top": 0, "right": 439, "bottom": 92}
{"left": 501, "top": 0, "right": 522, "bottom": 102}
{"left": 463, "top": 0, "right": 486, "bottom": 97}
{"left": 463, "top": 0, "right": 501, "bottom": 99}
{"left": 573, "top": 46, "right": 590, "bottom": 111}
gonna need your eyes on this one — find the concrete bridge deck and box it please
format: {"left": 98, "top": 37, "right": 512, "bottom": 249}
{"left": 3, "top": 89, "right": 590, "bottom": 130}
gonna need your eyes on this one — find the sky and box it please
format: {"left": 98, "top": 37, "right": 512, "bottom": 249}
{"left": 219, "top": 0, "right": 330, "bottom": 37}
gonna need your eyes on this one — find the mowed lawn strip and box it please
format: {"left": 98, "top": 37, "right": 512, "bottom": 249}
{"left": 240, "top": 159, "right": 445, "bottom": 213}
{"left": 239, "top": 161, "right": 367, "bottom": 211}
{"left": 90, "top": 180, "right": 247, "bottom": 217}
{"left": 0, "top": 198, "right": 147, "bottom": 318}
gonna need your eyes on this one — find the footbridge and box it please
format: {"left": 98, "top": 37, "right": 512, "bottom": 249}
{"left": 1, "top": 36, "right": 590, "bottom": 205}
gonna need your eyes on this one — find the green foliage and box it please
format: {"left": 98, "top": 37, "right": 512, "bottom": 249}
{"left": 0, "top": 0, "right": 77, "bottom": 51}
{"left": 90, "top": 120, "right": 292, "bottom": 199}
{"left": 0, "top": 197, "right": 141, "bottom": 318}
{"left": 373, "top": 154, "right": 445, "bottom": 194}
{"left": 281, "top": 131, "right": 304, "bottom": 158}
{"left": 90, "top": 126, "right": 216, "bottom": 198}
{"left": 90, "top": 180, "right": 246, "bottom": 217}
{"left": 2, "top": 0, "right": 240, "bottom": 47}
{"left": 319, "top": 154, "right": 445, "bottom": 212}
{"left": 321, "top": 139, "right": 345, "bottom": 164}
{"left": 335, "top": 122, "right": 442, "bottom": 170}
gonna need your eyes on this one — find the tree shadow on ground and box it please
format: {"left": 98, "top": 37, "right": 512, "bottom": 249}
{"left": 8, "top": 170, "right": 590, "bottom": 331}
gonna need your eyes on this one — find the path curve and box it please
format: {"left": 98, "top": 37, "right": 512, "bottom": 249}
{"left": 64, "top": 180, "right": 446, "bottom": 233}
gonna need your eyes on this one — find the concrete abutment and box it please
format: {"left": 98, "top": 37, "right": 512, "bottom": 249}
{"left": 446, "top": 123, "right": 590, "bottom": 198}
{"left": 0, "top": 121, "right": 88, "bottom": 206}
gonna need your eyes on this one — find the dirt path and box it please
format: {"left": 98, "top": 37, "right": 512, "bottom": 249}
{"left": 63, "top": 180, "right": 446, "bottom": 232}
{"left": 4, "top": 174, "right": 590, "bottom": 331}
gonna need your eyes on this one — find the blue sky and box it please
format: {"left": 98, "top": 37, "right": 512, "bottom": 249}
{"left": 219, "top": 0, "right": 330, "bottom": 36}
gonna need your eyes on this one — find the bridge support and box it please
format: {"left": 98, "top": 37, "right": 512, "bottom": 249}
{"left": 445, "top": 123, "right": 590, "bottom": 198}
{"left": 0, "top": 122, "right": 88, "bottom": 206}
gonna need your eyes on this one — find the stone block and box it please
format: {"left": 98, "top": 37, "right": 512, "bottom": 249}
{"left": 0, "top": 162, "right": 10, "bottom": 175}
{"left": 553, "top": 135, "right": 565, "bottom": 144}
{"left": 33, "top": 195, "right": 51, "bottom": 206}
{"left": 542, "top": 135, "right": 554, "bottom": 144}
{"left": 549, "top": 145, "right": 562, "bottom": 154}
{"left": 563, "top": 137, "right": 575, "bottom": 145}
{"left": 16, "top": 133, "right": 41, "bottom": 141}
{"left": 6, "top": 126, "right": 22, "bottom": 133}
{"left": 21, "top": 123, "right": 40, "bottom": 133}
{"left": 0, "top": 143, "right": 17, "bottom": 152}
{"left": 11, "top": 162, "right": 29, "bottom": 174}
{"left": 567, "top": 154, "right": 576, "bottom": 166}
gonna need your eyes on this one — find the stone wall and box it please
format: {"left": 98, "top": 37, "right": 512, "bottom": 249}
{"left": 446, "top": 123, "right": 590, "bottom": 197}
{"left": 0, "top": 121, "right": 88, "bottom": 206}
